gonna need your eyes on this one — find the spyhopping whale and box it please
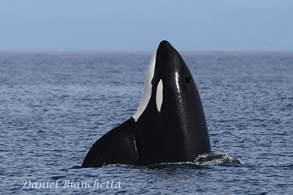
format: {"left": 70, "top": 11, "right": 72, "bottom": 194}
{"left": 82, "top": 40, "right": 211, "bottom": 167}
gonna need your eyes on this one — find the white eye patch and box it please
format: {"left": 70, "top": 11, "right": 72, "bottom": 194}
{"left": 156, "top": 79, "right": 163, "bottom": 112}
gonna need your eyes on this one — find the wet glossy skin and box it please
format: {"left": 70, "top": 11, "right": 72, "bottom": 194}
{"left": 82, "top": 41, "right": 211, "bottom": 167}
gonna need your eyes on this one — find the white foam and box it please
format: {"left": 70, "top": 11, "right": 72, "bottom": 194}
{"left": 133, "top": 50, "right": 157, "bottom": 122}
{"left": 156, "top": 79, "right": 163, "bottom": 112}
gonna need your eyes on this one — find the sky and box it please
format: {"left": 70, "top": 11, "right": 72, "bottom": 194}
{"left": 0, "top": 0, "right": 293, "bottom": 51}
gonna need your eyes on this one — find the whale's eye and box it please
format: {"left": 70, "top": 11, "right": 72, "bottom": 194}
{"left": 185, "top": 77, "right": 191, "bottom": 83}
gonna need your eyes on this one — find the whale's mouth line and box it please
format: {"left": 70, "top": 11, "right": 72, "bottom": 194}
{"left": 133, "top": 135, "right": 139, "bottom": 162}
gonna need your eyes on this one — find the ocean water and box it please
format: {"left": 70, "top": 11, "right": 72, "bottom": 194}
{"left": 0, "top": 51, "right": 292, "bottom": 194}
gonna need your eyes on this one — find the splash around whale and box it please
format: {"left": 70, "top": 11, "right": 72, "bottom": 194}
{"left": 81, "top": 40, "right": 211, "bottom": 167}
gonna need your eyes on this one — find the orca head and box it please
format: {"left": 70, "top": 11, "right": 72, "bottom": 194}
{"left": 133, "top": 40, "right": 203, "bottom": 123}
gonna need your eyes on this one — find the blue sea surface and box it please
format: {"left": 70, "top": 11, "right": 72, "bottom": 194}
{"left": 0, "top": 51, "right": 292, "bottom": 194}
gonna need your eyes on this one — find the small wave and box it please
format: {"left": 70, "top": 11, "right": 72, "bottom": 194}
{"left": 193, "top": 153, "right": 244, "bottom": 166}
{"left": 148, "top": 153, "right": 243, "bottom": 169}
{"left": 73, "top": 153, "right": 243, "bottom": 169}
{"left": 147, "top": 161, "right": 202, "bottom": 170}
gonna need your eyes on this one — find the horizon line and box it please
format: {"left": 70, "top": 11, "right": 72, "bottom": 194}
{"left": 1, "top": 49, "right": 293, "bottom": 53}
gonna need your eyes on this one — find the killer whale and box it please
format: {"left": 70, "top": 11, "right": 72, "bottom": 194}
{"left": 82, "top": 40, "right": 211, "bottom": 167}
